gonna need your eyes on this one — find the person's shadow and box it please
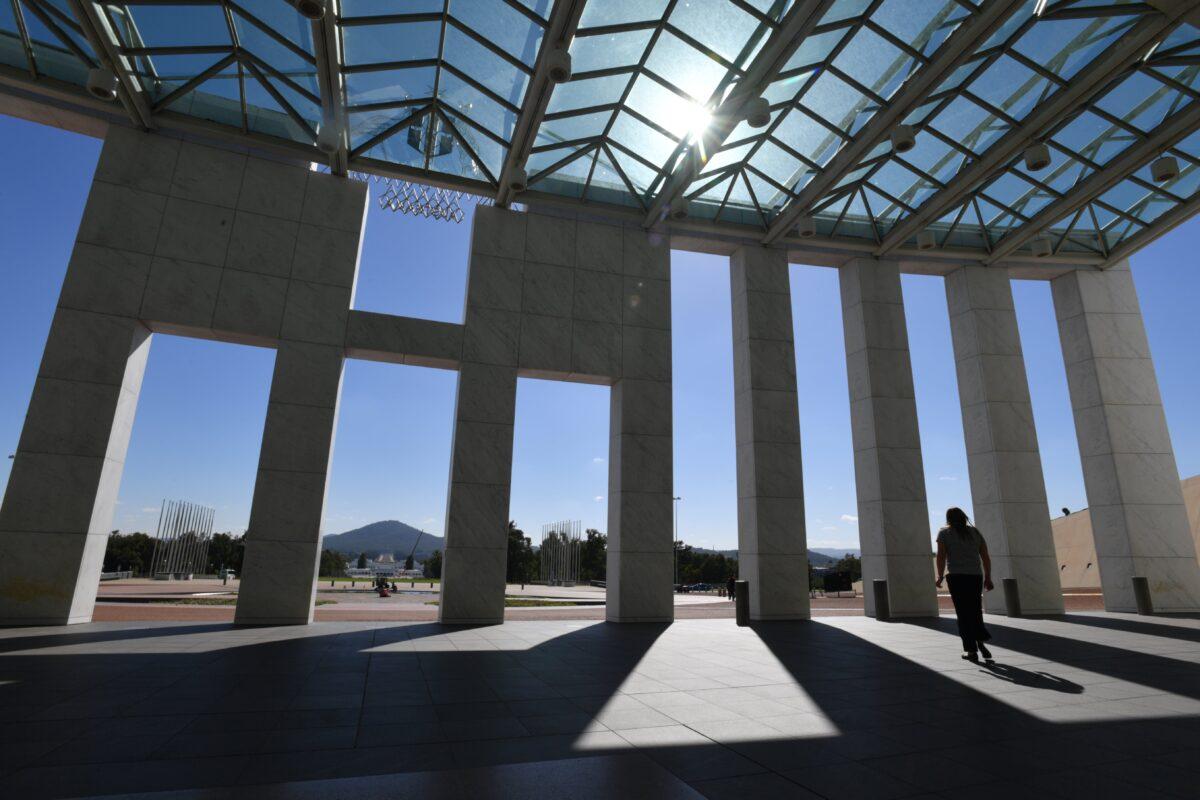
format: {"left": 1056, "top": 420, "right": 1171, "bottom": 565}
{"left": 979, "top": 662, "right": 1084, "bottom": 693}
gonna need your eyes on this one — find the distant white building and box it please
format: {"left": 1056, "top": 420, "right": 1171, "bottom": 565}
{"left": 344, "top": 552, "right": 422, "bottom": 578}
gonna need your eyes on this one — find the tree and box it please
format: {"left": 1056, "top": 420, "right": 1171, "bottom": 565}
{"left": 424, "top": 549, "right": 442, "bottom": 579}
{"left": 834, "top": 553, "right": 862, "bottom": 582}
{"left": 579, "top": 528, "right": 607, "bottom": 582}
{"left": 103, "top": 532, "right": 156, "bottom": 575}
{"left": 206, "top": 533, "right": 243, "bottom": 574}
{"left": 506, "top": 521, "right": 533, "bottom": 584}
{"left": 356, "top": 552, "right": 368, "bottom": 570}
{"left": 318, "top": 549, "right": 346, "bottom": 577}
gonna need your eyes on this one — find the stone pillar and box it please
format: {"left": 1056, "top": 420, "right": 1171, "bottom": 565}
{"left": 730, "top": 246, "right": 809, "bottom": 620}
{"left": 945, "top": 265, "right": 1063, "bottom": 615}
{"left": 0, "top": 314, "right": 150, "bottom": 624}
{"left": 1051, "top": 263, "right": 1200, "bottom": 612}
{"left": 606, "top": 228, "right": 674, "bottom": 623}
{"left": 438, "top": 209, "right": 521, "bottom": 624}
{"left": 234, "top": 169, "right": 367, "bottom": 625}
{"left": 839, "top": 258, "right": 938, "bottom": 618}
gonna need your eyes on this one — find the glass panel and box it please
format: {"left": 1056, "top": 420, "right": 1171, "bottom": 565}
{"left": 546, "top": 73, "right": 630, "bottom": 113}
{"left": 1053, "top": 110, "right": 1132, "bottom": 166}
{"left": 969, "top": 54, "right": 1053, "bottom": 122}
{"left": 1096, "top": 71, "right": 1185, "bottom": 133}
{"left": 578, "top": 0, "right": 668, "bottom": 28}
{"left": 536, "top": 110, "right": 609, "bottom": 147}
{"left": 872, "top": 0, "right": 959, "bottom": 53}
{"left": 610, "top": 110, "right": 677, "bottom": 168}
{"left": 442, "top": 26, "right": 529, "bottom": 103}
{"left": 779, "top": 27, "right": 847, "bottom": 73}
{"left": 436, "top": 113, "right": 504, "bottom": 182}
{"left": 121, "top": 5, "right": 230, "bottom": 48}
{"left": 668, "top": 0, "right": 762, "bottom": 64}
{"left": 822, "top": 0, "right": 872, "bottom": 25}
{"left": 773, "top": 108, "right": 841, "bottom": 166}
{"left": 644, "top": 30, "right": 726, "bottom": 102}
{"left": 930, "top": 95, "right": 1006, "bottom": 154}
{"left": 900, "top": 132, "right": 961, "bottom": 185}
{"left": 625, "top": 74, "right": 693, "bottom": 142}
{"left": 343, "top": 21, "right": 441, "bottom": 65}
{"left": 800, "top": 71, "right": 869, "bottom": 133}
{"left": 346, "top": 67, "right": 436, "bottom": 106}
{"left": 871, "top": 161, "right": 934, "bottom": 208}
{"left": 570, "top": 29, "right": 653, "bottom": 73}
{"left": 452, "top": 0, "right": 543, "bottom": 66}
{"left": 832, "top": 26, "right": 905, "bottom": 98}
{"left": 437, "top": 71, "right": 518, "bottom": 142}
{"left": 1012, "top": 13, "right": 1137, "bottom": 82}
{"left": 749, "top": 139, "right": 806, "bottom": 191}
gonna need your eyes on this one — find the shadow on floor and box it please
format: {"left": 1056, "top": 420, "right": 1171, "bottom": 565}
{"left": 1, "top": 614, "right": 1198, "bottom": 799}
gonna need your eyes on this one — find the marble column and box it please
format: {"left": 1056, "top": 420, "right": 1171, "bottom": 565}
{"left": 730, "top": 246, "right": 809, "bottom": 620}
{"left": 0, "top": 313, "right": 151, "bottom": 624}
{"left": 839, "top": 258, "right": 938, "bottom": 618}
{"left": 946, "top": 265, "right": 1064, "bottom": 615}
{"left": 439, "top": 209, "right": 521, "bottom": 624}
{"left": 607, "top": 227, "right": 674, "bottom": 623}
{"left": 1052, "top": 262, "right": 1200, "bottom": 612}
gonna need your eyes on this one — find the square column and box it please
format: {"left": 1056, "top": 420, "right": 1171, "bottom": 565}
{"left": 0, "top": 313, "right": 151, "bottom": 625}
{"left": 234, "top": 342, "right": 347, "bottom": 625}
{"left": 839, "top": 258, "right": 938, "bottom": 618}
{"left": 606, "top": 228, "right": 674, "bottom": 623}
{"left": 946, "top": 265, "right": 1063, "bottom": 615}
{"left": 730, "top": 246, "right": 809, "bottom": 620}
{"left": 232, "top": 168, "right": 367, "bottom": 625}
{"left": 439, "top": 361, "right": 518, "bottom": 624}
{"left": 1052, "top": 263, "right": 1200, "bottom": 612}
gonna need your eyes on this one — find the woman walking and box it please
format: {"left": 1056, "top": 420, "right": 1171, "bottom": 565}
{"left": 935, "top": 507, "right": 994, "bottom": 662}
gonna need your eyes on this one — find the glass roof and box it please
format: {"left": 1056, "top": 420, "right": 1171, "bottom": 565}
{"left": 2, "top": 0, "right": 1199, "bottom": 263}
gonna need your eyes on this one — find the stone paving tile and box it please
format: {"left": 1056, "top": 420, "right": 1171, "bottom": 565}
{"left": 3, "top": 613, "right": 1200, "bottom": 797}
{"left": 690, "top": 771, "right": 823, "bottom": 799}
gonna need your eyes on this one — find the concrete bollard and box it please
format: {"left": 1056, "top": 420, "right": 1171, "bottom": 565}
{"left": 1002, "top": 578, "right": 1021, "bottom": 617}
{"left": 735, "top": 580, "right": 749, "bottom": 626}
{"left": 873, "top": 579, "right": 890, "bottom": 621}
{"left": 1132, "top": 576, "right": 1154, "bottom": 615}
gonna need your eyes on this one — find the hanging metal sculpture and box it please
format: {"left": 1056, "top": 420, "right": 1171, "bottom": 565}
{"left": 149, "top": 500, "right": 215, "bottom": 580}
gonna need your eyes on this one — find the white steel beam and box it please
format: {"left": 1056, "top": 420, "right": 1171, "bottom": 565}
{"left": 495, "top": 0, "right": 586, "bottom": 207}
{"left": 875, "top": 3, "right": 1190, "bottom": 256}
{"left": 67, "top": 0, "right": 154, "bottom": 130}
{"left": 640, "top": 0, "right": 834, "bottom": 228}
{"left": 985, "top": 100, "right": 1200, "bottom": 263}
{"left": 762, "top": 0, "right": 1024, "bottom": 245}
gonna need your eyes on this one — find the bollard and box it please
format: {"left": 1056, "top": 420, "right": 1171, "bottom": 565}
{"left": 1132, "top": 576, "right": 1154, "bottom": 615}
{"left": 873, "top": 579, "right": 890, "bottom": 621}
{"left": 735, "top": 580, "right": 749, "bottom": 627}
{"left": 1002, "top": 578, "right": 1021, "bottom": 617}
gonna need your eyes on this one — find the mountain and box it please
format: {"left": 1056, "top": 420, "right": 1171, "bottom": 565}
{"left": 323, "top": 521, "right": 443, "bottom": 561}
{"left": 691, "top": 546, "right": 838, "bottom": 568}
{"left": 813, "top": 548, "right": 860, "bottom": 561}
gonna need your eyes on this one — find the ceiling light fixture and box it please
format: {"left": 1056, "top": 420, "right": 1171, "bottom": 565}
{"left": 744, "top": 96, "right": 770, "bottom": 129}
{"left": 917, "top": 229, "right": 937, "bottom": 250}
{"left": 1023, "top": 142, "right": 1051, "bottom": 171}
{"left": 545, "top": 47, "right": 572, "bottom": 84}
{"left": 796, "top": 216, "right": 817, "bottom": 238}
{"left": 891, "top": 124, "right": 915, "bottom": 153}
{"left": 86, "top": 67, "right": 118, "bottom": 102}
{"left": 1151, "top": 155, "right": 1179, "bottom": 183}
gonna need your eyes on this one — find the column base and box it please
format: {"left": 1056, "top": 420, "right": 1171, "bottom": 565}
{"left": 749, "top": 612, "right": 811, "bottom": 621}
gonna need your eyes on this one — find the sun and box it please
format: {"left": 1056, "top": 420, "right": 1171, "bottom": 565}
{"left": 684, "top": 102, "right": 713, "bottom": 143}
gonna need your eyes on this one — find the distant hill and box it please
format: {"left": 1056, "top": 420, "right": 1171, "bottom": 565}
{"left": 322, "top": 521, "right": 851, "bottom": 568}
{"left": 323, "top": 521, "right": 443, "bottom": 561}
{"left": 692, "top": 546, "right": 839, "bottom": 567}
{"left": 813, "top": 548, "right": 860, "bottom": 561}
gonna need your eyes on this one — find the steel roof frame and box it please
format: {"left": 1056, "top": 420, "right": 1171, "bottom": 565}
{"left": 3, "top": 0, "right": 1200, "bottom": 269}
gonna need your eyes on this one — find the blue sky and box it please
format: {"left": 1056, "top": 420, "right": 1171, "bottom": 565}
{"left": 2, "top": 114, "right": 1198, "bottom": 552}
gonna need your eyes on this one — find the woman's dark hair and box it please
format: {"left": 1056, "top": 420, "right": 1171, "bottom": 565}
{"left": 946, "top": 507, "right": 970, "bottom": 538}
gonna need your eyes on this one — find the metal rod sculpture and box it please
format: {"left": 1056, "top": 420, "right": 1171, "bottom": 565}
{"left": 539, "top": 520, "right": 582, "bottom": 586}
{"left": 150, "top": 500, "right": 216, "bottom": 579}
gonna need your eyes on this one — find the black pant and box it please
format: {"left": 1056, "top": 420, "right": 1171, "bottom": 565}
{"left": 947, "top": 574, "right": 990, "bottom": 652}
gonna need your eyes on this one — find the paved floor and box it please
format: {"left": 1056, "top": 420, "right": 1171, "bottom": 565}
{"left": 2, "top": 612, "right": 1197, "bottom": 799}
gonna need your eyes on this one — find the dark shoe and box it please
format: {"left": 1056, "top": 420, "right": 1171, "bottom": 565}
{"left": 961, "top": 652, "right": 979, "bottom": 663}
{"left": 978, "top": 642, "right": 992, "bottom": 660}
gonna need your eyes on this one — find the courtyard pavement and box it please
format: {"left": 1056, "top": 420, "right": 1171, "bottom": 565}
{"left": 2, "top": 612, "right": 1197, "bottom": 799}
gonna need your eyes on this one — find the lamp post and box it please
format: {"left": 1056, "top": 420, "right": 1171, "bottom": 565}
{"left": 673, "top": 496, "right": 682, "bottom": 585}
